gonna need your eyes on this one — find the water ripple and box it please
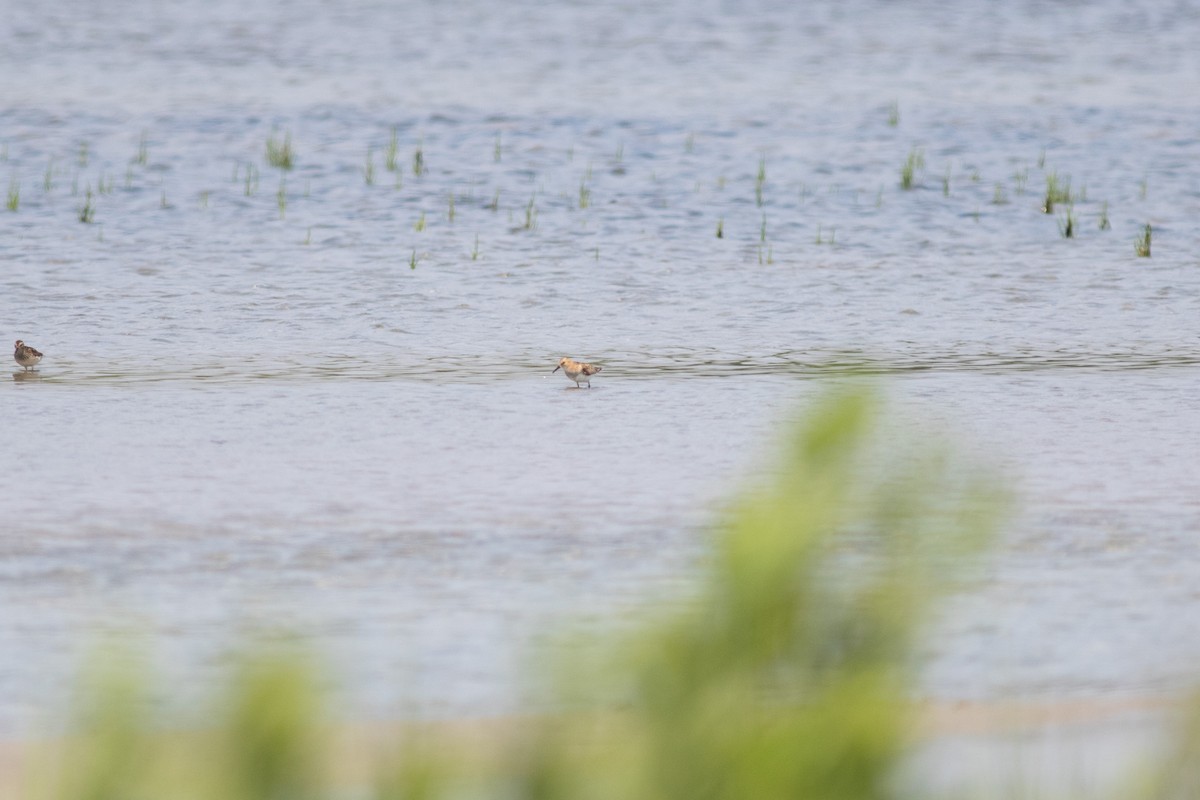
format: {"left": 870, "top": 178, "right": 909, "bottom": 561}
{"left": 13, "top": 347, "right": 1200, "bottom": 386}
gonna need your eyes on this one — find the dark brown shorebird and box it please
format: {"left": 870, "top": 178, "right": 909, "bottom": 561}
{"left": 553, "top": 356, "right": 601, "bottom": 388}
{"left": 14, "top": 340, "right": 43, "bottom": 371}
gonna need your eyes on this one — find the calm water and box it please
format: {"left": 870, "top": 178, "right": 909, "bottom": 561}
{"left": 3, "top": 0, "right": 1200, "bottom": 792}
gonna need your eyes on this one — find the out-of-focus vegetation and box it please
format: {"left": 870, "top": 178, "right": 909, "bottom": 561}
{"left": 37, "top": 389, "right": 1018, "bottom": 799}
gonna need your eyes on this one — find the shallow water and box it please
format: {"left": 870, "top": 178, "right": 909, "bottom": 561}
{"left": 3, "top": 0, "right": 1200, "bottom": 791}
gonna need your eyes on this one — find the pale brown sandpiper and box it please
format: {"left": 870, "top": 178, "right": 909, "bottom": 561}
{"left": 14, "top": 340, "right": 43, "bottom": 371}
{"left": 553, "top": 356, "right": 601, "bottom": 388}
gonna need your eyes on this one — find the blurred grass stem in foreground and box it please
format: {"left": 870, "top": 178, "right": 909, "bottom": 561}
{"left": 40, "top": 388, "right": 1019, "bottom": 800}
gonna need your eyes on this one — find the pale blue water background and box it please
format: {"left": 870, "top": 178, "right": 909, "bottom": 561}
{"left": 3, "top": 0, "right": 1200, "bottom": 793}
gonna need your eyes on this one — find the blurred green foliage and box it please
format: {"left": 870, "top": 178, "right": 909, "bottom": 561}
{"left": 41, "top": 388, "right": 1012, "bottom": 800}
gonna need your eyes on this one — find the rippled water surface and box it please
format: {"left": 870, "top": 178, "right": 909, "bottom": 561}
{"left": 3, "top": 0, "right": 1200, "bottom": 791}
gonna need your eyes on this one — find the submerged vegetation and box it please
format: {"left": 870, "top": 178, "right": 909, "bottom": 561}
{"left": 1136, "top": 223, "right": 1152, "bottom": 257}
{"left": 523, "top": 195, "right": 537, "bottom": 230}
{"left": 276, "top": 178, "right": 287, "bottom": 218}
{"left": 134, "top": 131, "right": 149, "bottom": 166}
{"left": 243, "top": 163, "right": 260, "bottom": 196}
{"left": 755, "top": 155, "right": 766, "bottom": 207}
{"left": 1058, "top": 207, "right": 1076, "bottom": 238}
{"left": 265, "top": 131, "right": 294, "bottom": 170}
{"left": 78, "top": 188, "right": 95, "bottom": 223}
{"left": 0, "top": 113, "right": 1173, "bottom": 266}
{"left": 900, "top": 147, "right": 924, "bottom": 190}
{"left": 1013, "top": 169, "right": 1028, "bottom": 195}
{"left": 1042, "top": 172, "right": 1072, "bottom": 214}
{"left": 412, "top": 142, "right": 425, "bottom": 176}
{"left": 385, "top": 127, "right": 400, "bottom": 173}
{"left": 364, "top": 147, "right": 376, "bottom": 186}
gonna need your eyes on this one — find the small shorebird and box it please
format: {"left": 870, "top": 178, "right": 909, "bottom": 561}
{"left": 14, "top": 340, "right": 43, "bottom": 371}
{"left": 553, "top": 356, "right": 601, "bottom": 388}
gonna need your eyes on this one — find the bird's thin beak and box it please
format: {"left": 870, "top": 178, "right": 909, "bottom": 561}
{"left": 552, "top": 365, "right": 561, "bottom": 373}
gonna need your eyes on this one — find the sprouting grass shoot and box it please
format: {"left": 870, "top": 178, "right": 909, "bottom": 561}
{"left": 363, "top": 147, "right": 375, "bottom": 186}
{"left": 266, "top": 131, "right": 294, "bottom": 170}
{"left": 1042, "top": 171, "right": 1072, "bottom": 213}
{"left": 900, "top": 147, "right": 925, "bottom": 190}
{"left": 523, "top": 196, "right": 536, "bottom": 230}
{"left": 1058, "top": 207, "right": 1076, "bottom": 238}
{"left": 79, "top": 187, "right": 95, "bottom": 223}
{"left": 385, "top": 127, "right": 400, "bottom": 172}
{"left": 1136, "top": 223, "right": 1152, "bottom": 257}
